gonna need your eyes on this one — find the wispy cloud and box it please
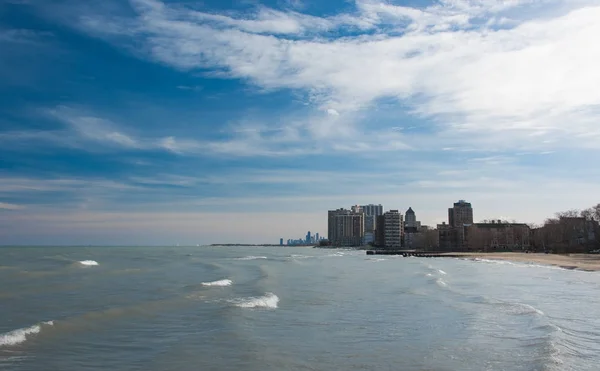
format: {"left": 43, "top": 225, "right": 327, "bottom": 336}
{"left": 0, "top": 202, "right": 24, "bottom": 210}
{"left": 0, "top": 28, "right": 53, "bottom": 44}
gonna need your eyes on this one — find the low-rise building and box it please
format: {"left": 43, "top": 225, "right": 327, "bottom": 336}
{"left": 466, "top": 221, "right": 531, "bottom": 251}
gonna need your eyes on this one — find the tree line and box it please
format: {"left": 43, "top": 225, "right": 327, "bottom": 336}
{"left": 530, "top": 203, "right": 600, "bottom": 253}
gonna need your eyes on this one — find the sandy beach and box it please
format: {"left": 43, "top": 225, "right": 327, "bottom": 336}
{"left": 448, "top": 252, "right": 600, "bottom": 272}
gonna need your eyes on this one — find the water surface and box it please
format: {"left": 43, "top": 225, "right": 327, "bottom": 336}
{"left": 1, "top": 246, "right": 599, "bottom": 370}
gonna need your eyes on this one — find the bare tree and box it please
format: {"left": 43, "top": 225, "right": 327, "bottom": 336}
{"left": 556, "top": 209, "right": 581, "bottom": 218}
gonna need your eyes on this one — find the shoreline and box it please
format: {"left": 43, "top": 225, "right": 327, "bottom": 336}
{"left": 446, "top": 252, "right": 600, "bottom": 272}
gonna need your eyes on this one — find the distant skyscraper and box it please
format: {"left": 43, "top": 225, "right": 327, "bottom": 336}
{"left": 316, "top": 233, "right": 319, "bottom": 241}
{"left": 280, "top": 238, "right": 284, "bottom": 246}
{"left": 306, "top": 231, "right": 311, "bottom": 244}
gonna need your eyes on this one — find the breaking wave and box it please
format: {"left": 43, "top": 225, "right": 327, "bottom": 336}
{"left": 231, "top": 292, "right": 279, "bottom": 309}
{"left": 201, "top": 279, "right": 233, "bottom": 287}
{"left": 436, "top": 278, "right": 448, "bottom": 288}
{"left": 0, "top": 321, "right": 54, "bottom": 347}
{"left": 79, "top": 260, "right": 99, "bottom": 266}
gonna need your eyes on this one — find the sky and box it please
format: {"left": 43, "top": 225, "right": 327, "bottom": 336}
{"left": 1, "top": 0, "right": 600, "bottom": 245}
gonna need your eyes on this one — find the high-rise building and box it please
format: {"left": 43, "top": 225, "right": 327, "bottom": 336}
{"left": 375, "top": 210, "right": 403, "bottom": 249}
{"left": 315, "top": 233, "right": 319, "bottom": 241}
{"left": 360, "top": 204, "right": 384, "bottom": 233}
{"left": 280, "top": 238, "right": 284, "bottom": 246}
{"left": 439, "top": 200, "right": 474, "bottom": 250}
{"left": 404, "top": 207, "right": 418, "bottom": 232}
{"left": 306, "top": 231, "right": 311, "bottom": 244}
{"left": 327, "top": 208, "right": 364, "bottom": 247}
{"left": 449, "top": 200, "right": 473, "bottom": 228}
{"left": 404, "top": 207, "right": 424, "bottom": 248}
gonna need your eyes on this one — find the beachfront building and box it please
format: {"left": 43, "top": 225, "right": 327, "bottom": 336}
{"left": 404, "top": 207, "right": 423, "bottom": 248}
{"left": 438, "top": 200, "right": 474, "bottom": 251}
{"left": 375, "top": 210, "right": 403, "bottom": 249}
{"left": 328, "top": 208, "right": 364, "bottom": 247}
{"left": 466, "top": 221, "right": 531, "bottom": 251}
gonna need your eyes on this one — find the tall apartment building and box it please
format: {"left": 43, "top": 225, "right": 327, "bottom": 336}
{"left": 375, "top": 210, "right": 403, "bottom": 249}
{"left": 449, "top": 200, "right": 473, "bottom": 227}
{"left": 327, "top": 208, "right": 364, "bottom": 247}
{"left": 361, "top": 204, "right": 384, "bottom": 233}
{"left": 439, "top": 200, "right": 474, "bottom": 250}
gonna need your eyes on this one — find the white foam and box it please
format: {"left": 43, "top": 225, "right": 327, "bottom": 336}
{"left": 201, "top": 279, "right": 233, "bottom": 287}
{"left": 437, "top": 269, "right": 447, "bottom": 275}
{"left": 0, "top": 321, "right": 53, "bottom": 347}
{"left": 235, "top": 256, "right": 267, "bottom": 261}
{"left": 290, "top": 254, "right": 312, "bottom": 259}
{"left": 79, "top": 260, "right": 99, "bottom": 266}
{"left": 511, "top": 303, "right": 545, "bottom": 316}
{"left": 232, "top": 292, "right": 279, "bottom": 309}
{"left": 436, "top": 278, "right": 448, "bottom": 287}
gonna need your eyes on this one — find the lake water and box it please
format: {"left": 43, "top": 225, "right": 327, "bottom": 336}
{"left": 1, "top": 246, "right": 600, "bottom": 370}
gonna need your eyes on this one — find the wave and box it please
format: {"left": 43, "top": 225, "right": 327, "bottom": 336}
{"left": 436, "top": 278, "right": 448, "bottom": 288}
{"left": 0, "top": 321, "right": 54, "bottom": 347}
{"left": 495, "top": 302, "right": 545, "bottom": 316}
{"left": 366, "top": 258, "right": 387, "bottom": 262}
{"left": 79, "top": 260, "right": 99, "bottom": 266}
{"left": 201, "top": 279, "right": 232, "bottom": 287}
{"left": 437, "top": 269, "right": 447, "bottom": 275}
{"left": 231, "top": 292, "right": 279, "bottom": 309}
{"left": 234, "top": 256, "right": 268, "bottom": 261}
{"left": 290, "top": 254, "right": 313, "bottom": 260}
{"left": 468, "top": 258, "right": 570, "bottom": 271}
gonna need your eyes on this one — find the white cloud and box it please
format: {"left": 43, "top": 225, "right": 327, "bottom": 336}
{"left": 66, "top": 0, "right": 600, "bottom": 151}
{"left": 326, "top": 108, "right": 339, "bottom": 116}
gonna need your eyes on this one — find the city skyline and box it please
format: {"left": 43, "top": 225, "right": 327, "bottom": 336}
{"left": 1, "top": 0, "right": 599, "bottom": 245}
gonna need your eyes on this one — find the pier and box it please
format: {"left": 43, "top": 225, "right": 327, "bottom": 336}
{"left": 366, "top": 250, "right": 462, "bottom": 258}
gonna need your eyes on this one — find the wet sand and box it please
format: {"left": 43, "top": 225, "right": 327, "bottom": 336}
{"left": 448, "top": 252, "right": 600, "bottom": 272}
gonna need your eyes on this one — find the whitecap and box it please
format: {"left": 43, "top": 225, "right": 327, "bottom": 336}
{"left": 500, "top": 302, "right": 545, "bottom": 316}
{"left": 79, "top": 260, "right": 98, "bottom": 266}
{"left": 437, "top": 269, "right": 447, "bottom": 275}
{"left": 436, "top": 278, "right": 448, "bottom": 288}
{"left": 235, "top": 256, "right": 268, "bottom": 261}
{"left": 0, "top": 321, "right": 53, "bottom": 347}
{"left": 201, "top": 279, "right": 233, "bottom": 287}
{"left": 231, "top": 292, "right": 279, "bottom": 309}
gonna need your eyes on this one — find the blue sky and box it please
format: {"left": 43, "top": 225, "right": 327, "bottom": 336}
{"left": 1, "top": 0, "right": 599, "bottom": 245}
